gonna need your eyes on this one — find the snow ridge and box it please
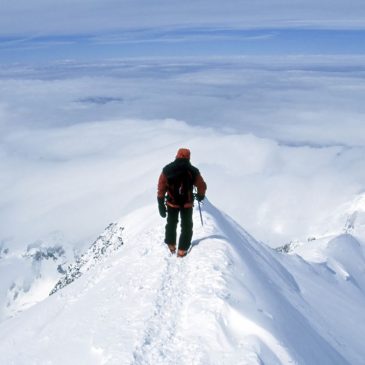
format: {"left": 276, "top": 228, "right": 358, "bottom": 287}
{"left": 50, "top": 223, "right": 124, "bottom": 295}
{"left": 0, "top": 201, "right": 364, "bottom": 364}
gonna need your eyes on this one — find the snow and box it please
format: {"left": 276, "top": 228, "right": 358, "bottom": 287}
{"left": 0, "top": 236, "right": 74, "bottom": 321}
{"left": 0, "top": 200, "right": 364, "bottom": 364}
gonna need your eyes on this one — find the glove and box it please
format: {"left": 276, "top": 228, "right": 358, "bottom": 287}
{"left": 196, "top": 194, "right": 205, "bottom": 202}
{"left": 157, "top": 197, "right": 167, "bottom": 218}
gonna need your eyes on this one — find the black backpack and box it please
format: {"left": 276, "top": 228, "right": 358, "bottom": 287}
{"left": 166, "top": 165, "right": 194, "bottom": 207}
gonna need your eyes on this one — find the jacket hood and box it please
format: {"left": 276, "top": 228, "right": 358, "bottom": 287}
{"left": 175, "top": 148, "right": 191, "bottom": 160}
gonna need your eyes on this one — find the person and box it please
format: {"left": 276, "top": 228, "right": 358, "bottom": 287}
{"left": 157, "top": 148, "right": 207, "bottom": 257}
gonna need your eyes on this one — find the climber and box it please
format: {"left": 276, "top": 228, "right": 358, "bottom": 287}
{"left": 157, "top": 148, "right": 207, "bottom": 257}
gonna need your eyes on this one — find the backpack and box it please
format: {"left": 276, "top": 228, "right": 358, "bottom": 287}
{"left": 166, "top": 166, "right": 194, "bottom": 207}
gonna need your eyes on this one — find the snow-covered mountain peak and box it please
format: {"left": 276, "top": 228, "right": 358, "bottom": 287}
{"left": 326, "top": 192, "right": 365, "bottom": 237}
{"left": 342, "top": 192, "right": 365, "bottom": 236}
{"left": 50, "top": 222, "right": 124, "bottom": 295}
{"left": 0, "top": 236, "right": 73, "bottom": 321}
{"left": 0, "top": 201, "right": 364, "bottom": 364}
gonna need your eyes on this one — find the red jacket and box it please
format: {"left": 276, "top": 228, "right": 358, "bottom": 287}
{"left": 158, "top": 158, "right": 207, "bottom": 208}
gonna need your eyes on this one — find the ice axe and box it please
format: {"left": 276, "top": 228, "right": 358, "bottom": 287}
{"left": 198, "top": 200, "right": 204, "bottom": 226}
{"left": 194, "top": 192, "right": 204, "bottom": 226}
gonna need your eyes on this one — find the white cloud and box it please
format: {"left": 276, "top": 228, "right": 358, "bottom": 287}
{"left": 1, "top": 118, "right": 364, "bottom": 250}
{"left": 1, "top": 57, "right": 364, "bottom": 249}
{"left": 88, "top": 30, "right": 278, "bottom": 46}
{"left": 1, "top": 56, "right": 365, "bottom": 145}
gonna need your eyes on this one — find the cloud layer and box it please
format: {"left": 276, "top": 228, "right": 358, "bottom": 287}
{"left": 1, "top": 56, "right": 365, "bottom": 145}
{"left": 1, "top": 57, "right": 365, "bottom": 249}
{"left": 1, "top": 118, "right": 363, "bottom": 250}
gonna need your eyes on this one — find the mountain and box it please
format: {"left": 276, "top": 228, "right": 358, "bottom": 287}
{"left": 0, "top": 232, "right": 74, "bottom": 321}
{"left": 276, "top": 192, "right": 365, "bottom": 254}
{"left": 0, "top": 200, "right": 364, "bottom": 364}
{"left": 50, "top": 223, "right": 124, "bottom": 295}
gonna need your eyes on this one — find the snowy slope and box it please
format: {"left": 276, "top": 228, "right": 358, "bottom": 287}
{"left": 0, "top": 201, "right": 364, "bottom": 364}
{"left": 291, "top": 192, "right": 365, "bottom": 260}
{"left": 0, "top": 233, "right": 74, "bottom": 321}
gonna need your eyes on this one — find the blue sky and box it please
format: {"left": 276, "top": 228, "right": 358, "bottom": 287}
{"left": 1, "top": 29, "right": 365, "bottom": 63}
{"left": 1, "top": 0, "right": 365, "bottom": 63}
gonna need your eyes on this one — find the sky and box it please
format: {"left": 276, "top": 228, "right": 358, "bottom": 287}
{"left": 1, "top": 1, "right": 365, "bottom": 249}
{"left": 1, "top": 0, "right": 365, "bottom": 62}
{"left": 1, "top": 29, "right": 365, "bottom": 63}
{"left": 2, "top": 0, "right": 365, "bottom": 35}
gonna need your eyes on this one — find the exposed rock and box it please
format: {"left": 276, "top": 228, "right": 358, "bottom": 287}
{"left": 50, "top": 223, "right": 124, "bottom": 295}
